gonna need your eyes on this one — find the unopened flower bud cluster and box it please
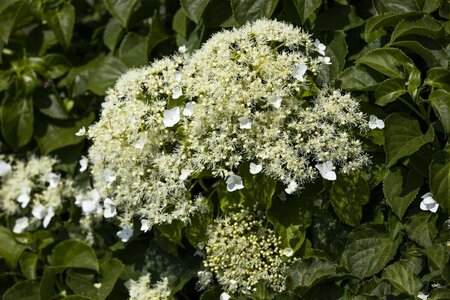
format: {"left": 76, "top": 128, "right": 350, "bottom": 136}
{"left": 201, "top": 207, "right": 292, "bottom": 294}
{"left": 0, "top": 156, "right": 73, "bottom": 233}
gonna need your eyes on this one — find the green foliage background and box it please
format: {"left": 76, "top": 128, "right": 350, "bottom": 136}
{"left": 1, "top": 0, "right": 450, "bottom": 299}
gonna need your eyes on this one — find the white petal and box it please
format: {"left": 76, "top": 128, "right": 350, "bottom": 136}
{"left": 281, "top": 247, "right": 294, "bottom": 257}
{"left": 226, "top": 174, "right": 244, "bottom": 192}
{"left": 421, "top": 192, "right": 433, "bottom": 199}
{"left": 17, "top": 192, "right": 31, "bottom": 208}
{"left": 133, "top": 137, "right": 147, "bottom": 150}
{"left": 220, "top": 292, "right": 231, "bottom": 300}
{"left": 75, "top": 127, "right": 86, "bottom": 136}
{"left": 315, "top": 161, "right": 336, "bottom": 181}
{"left": 140, "top": 219, "right": 150, "bottom": 232}
{"left": 238, "top": 116, "right": 252, "bottom": 129}
{"left": 293, "top": 64, "right": 307, "bottom": 81}
{"left": 420, "top": 199, "right": 428, "bottom": 211}
{"left": 82, "top": 200, "right": 97, "bottom": 214}
{"left": 422, "top": 196, "right": 436, "bottom": 205}
{"left": 103, "top": 198, "right": 117, "bottom": 218}
{"left": 429, "top": 203, "right": 439, "bottom": 213}
{"left": 102, "top": 169, "right": 116, "bottom": 185}
{"left": 417, "top": 292, "right": 429, "bottom": 300}
{"left": 90, "top": 189, "right": 101, "bottom": 202}
{"left": 369, "top": 115, "right": 384, "bottom": 130}
{"left": 174, "top": 71, "right": 183, "bottom": 82}
{"left": 314, "top": 39, "right": 326, "bottom": 56}
{"left": 376, "top": 119, "right": 385, "bottom": 129}
{"left": 318, "top": 56, "right": 331, "bottom": 65}
{"left": 179, "top": 169, "right": 191, "bottom": 180}
{"left": 13, "top": 217, "right": 29, "bottom": 234}
{"left": 79, "top": 156, "right": 89, "bottom": 172}
{"left": 249, "top": 163, "right": 262, "bottom": 174}
{"left": 32, "top": 204, "right": 46, "bottom": 220}
{"left": 46, "top": 172, "right": 60, "bottom": 188}
{"left": 268, "top": 95, "right": 282, "bottom": 108}
{"left": 183, "top": 102, "right": 195, "bottom": 117}
{"left": 43, "top": 207, "right": 55, "bottom": 228}
{"left": 163, "top": 107, "right": 181, "bottom": 127}
{"left": 117, "top": 225, "right": 133, "bottom": 242}
{"left": 172, "top": 86, "right": 183, "bottom": 99}
{"left": 285, "top": 181, "right": 298, "bottom": 194}
{"left": 178, "top": 45, "right": 187, "bottom": 53}
{"left": 75, "top": 194, "right": 83, "bottom": 206}
{"left": 0, "top": 160, "right": 12, "bottom": 177}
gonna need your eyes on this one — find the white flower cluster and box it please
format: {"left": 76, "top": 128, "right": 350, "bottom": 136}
{"left": 127, "top": 275, "right": 172, "bottom": 300}
{"left": 88, "top": 19, "right": 367, "bottom": 230}
{"left": 200, "top": 207, "right": 292, "bottom": 294}
{"left": 0, "top": 156, "right": 73, "bottom": 233}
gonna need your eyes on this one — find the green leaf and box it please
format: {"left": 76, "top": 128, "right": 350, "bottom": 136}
{"left": 406, "top": 213, "right": 437, "bottom": 248}
{"left": 20, "top": 252, "right": 39, "bottom": 280}
{"left": 231, "top": 0, "right": 279, "bottom": 25}
{"left": 318, "top": 31, "right": 348, "bottom": 84}
{"left": 384, "top": 113, "right": 434, "bottom": 168}
{"left": 424, "top": 244, "right": 449, "bottom": 272}
{"left": 34, "top": 91, "right": 70, "bottom": 120}
{"left": 429, "top": 288, "right": 450, "bottom": 299}
{"left": 294, "top": 0, "right": 321, "bottom": 23}
{"left": 49, "top": 239, "right": 99, "bottom": 271}
{"left": 390, "top": 40, "right": 448, "bottom": 69}
{"left": 364, "top": 12, "right": 423, "bottom": 42}
{"left": 390, "top": 16, "right": 442, "bottom": 42}
{"left": 1, "top": 94, "right": 33, "bottom": 148}
{"left": 43, "top": 54, "right": 71, "bottom": 79}
{"left": 356, "top": 48, "right": 412, "bottom": 78}
{"left": 0, "top": 226, "right": 28, "bottom": 269}
{"left": 0, "top": 0, "right": 26, "bottom": 43}
{"left": 202, "top": 0, "right": 235, "bottom": 28}
{"left": 374, "top": 0, "right": 418, "bottom": 13}
{"left": 118, "top": 32, "right": 147, "bottom": 68}
{"left": 429, "top": 159, "right": 450, "bottom": 213}
{"left": 382, "top": 260, "right": 422, "bottom": 296}
{"left": 158, "top": 220, "right": 184, "bottom": 247}
{"left": 330, "top": 172, "right": 370, "bottom": 227}
{"left": 147, "top": 11, "right": 170, "bottom": 55}
{"left": 383, "top": 168, "right": 420, "bottom": 219}
{"left": 45, "top": 2, "right": 75, "bottom": 50}
{"left": 430, "top": 90, "right": 450, "bottom": 134}
{"left": 35, "top": 113, "right": 95, "bottom": 155}
{"left": 374, "top": 78, "right": 407, "bottom": 106}
{"left": 185, "top": 198, "right": 213, "bottom": 248}
{"left": 407, "top": 65, "right": 421, "bottom": 98}
{"left": 103, "top": 18, "right": 124, "bottom": 52}
{"left": 104, "top": 0, "right": 139, "bottom": 27}
{"left": 425, "top": 68, "right": 450, "bottom": 91}
{"left": 416, "top": 0, "right": 442, "bottom": 13}
{"left": 341, "top": 224, "right": 401, "bottom": 279}
{"left": 181, "top": 0, "right": 210, "bottom": 23}
{"left": 3, "top": 280, "right": 40, "bottom": 300}
{"left": 286, "top": 257, "right": 337, "bottom": 289}
{"left": 87, "top": 56, "right": 127, "bottom": 95}
{"left": 173, "top": 8, "right": 189, "bottom": 37}
{"left": 337, "top": 65, "right": 384, "bottom": 91}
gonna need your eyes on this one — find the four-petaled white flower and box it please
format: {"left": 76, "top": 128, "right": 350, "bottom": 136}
{"left": 133, "top": 137, "right": 147, "bottom": 150}
{"left": 249, "top": 163, "right": 262, "bottom": 174}
{"left": 268, "top": 95, "right": 282, "bottom": 108}
{"left": 17, "top": 186, "right": 31, "bottom": 208}
{"left": 174, "top": 71, "right": 183, "bottom": 82}
{"left": 314, "top": 39, "right": 326, "bottom": 56}
{"left": 238, "top": 116, "right": 252, "bottom": 129}
{"left": 226, "top": 174, "right": 244, "bottom": 192}
{"left": 179, "top": 45, "right": 188, "bottom": 53}
{"left": 75, "top": 126, "right": 86, "bottom": 136}
{"left": 220, "top": 292, "right": 231, "bottom": 300}
{"left": 417, "top": 292, "right": 429, "bottom": 300}
{"left": 318, "top": 56, "right": 332, "bottom": 65}
{"left": 315, "top": 161, "right": 337, "bottom": 181}
{"left": 103, "top": 198, "right": 117, "bottom": 218}
{"left": 13, "top": 217, "right": 29, "bottom": 234}
{"left": 76, "top": 189, "right": 102, "bottom": 215}
{"left": 79, "top": 156, "right": 89, "bottom": 172}
{"left": 117, "top": 224, "right": 133, "bottom": 242}
{"left": 285, "top": 181, "right": 298, "bottom": 194}
{"left": 46, "top": 172, "right": 60, "bottom": 188}
{"left": 183, "top": 102, "right": 195, "bottom": 117}
{"left": 179, "top": 169, "right": 191, "bottom": 180}
{"left": 420, "top": 192, "right": 439, "bottom": 213}
{"left": 0, "top": 160, "right": 12, "bottom": 177}
{"left": 163, "top": 107, "right": 181, "bottom": 127}
{"left": 281, "top": 247, "right": 294, "bottom": 257}
{"left": 140, "top": 219, "right": 150, "bottom": 232}
{"left": 293, "top": 64, "right": 307, "bottom": 81}
{"left": 368, "top": 115, "right": 385, "bottom": 129}
{"left": 172, "top": 86, "right": 183, "bottom": 99}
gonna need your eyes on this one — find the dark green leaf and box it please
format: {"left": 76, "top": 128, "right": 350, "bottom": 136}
{"left": 87, "top": 56, "right": 128, "bottom": 95}
{"left": 337, "top": 65, "right": 384, "bottom": 91}
{"left": 1, "top": 94, "right": 33, "bottom": 148}
{"left": 425, "top": 68, "right": 450, "bottom": 91}
{"left": 384, "top": 113, "right": 434, "bottom": 168}
{"left": 147, "top": 11, "right": 170, "bottom": 55}
{"left": 364, "top": 12, "right": 423, "bottom": 42}
{"left": 104, "top": 0, "right": 139, "bottom": 27}
{"left": 3, "top": 280, "right": 40, "bottom": 300}
{"left": 103, "top": 18, "right": 125, "bottom": 52}
{"left": 390, "top": 40, "right": 448, "bottom": 69}
{"left": 330, "top": 172, "right": 370, "bottom": 227}
{"left": 0, "top": 226, "right": 28, "bottom": 269}
{"left": 118, "top": 32, "right": 147, "bottom": 67}
{"left": 424, "top": 244, "right": 449, "bottom": 272}
{"left": 158, "top": 220, "right": 184, "bottom": 247}
{"left": 318, "top": 31, "right": 348, "bottom": 84}
{"left": 43, "top": 54, "right": 71, "bottom": 79}
{"left": 374, "top": 0, "right": 418, "bottom": 13}
{"left": 35, "top": 92, "right": 70, "bottom": 120}
{"left": 231, "top": 0, "right": 279, "bottom": 25}
{"left": 185, "top": 198, "right": 213, "bottom": 248}
{"left": 356, "top": 48, "right": 412, "bottom": 78}
{"left": 341, "top": 224, "right": 401, "bottom": 279}
{"left": 406, "top": 213, "right": 437, "bottom": 248}
{"left": 390, "top": 16, "right": 442, "bottom": 42}
{"left": 49, "top": 239, "right": 99, "bottom": 271}
{"left": 429, "top": 288, "right": 450, "bottom": 299}
{"left": 173, "top": 8, "right": 189, "bottom": 37}
{"left": 0, "top": 0, "right": 26, "bottom": 43}
{"left": 286, "top": 257, "right": 337, "bottom": 289}
{"left": 430, "top": 89, "right": 450, "bottom": 133}
{"left": 181, "top": 0, "right": 210, "bottom": 23}
{"left": 374, "top": 78, "right": 407, "bottom": 106}
{"left": 294, "top": 0, "right": 321, "bottom": 23}
{"left": 382, "top": 260, "right": 422, "bottom": 296}
{"left": 416, "top": 0, "right": 442, "bottom": 12}
{"left": 429, "top": 159, "right": 450, "bottom": 213}
{"left": 45, "top": 2, "right": 75, "bottom": 50}
{"left": 20, "top": 252, "right": 39, "bottom": 280}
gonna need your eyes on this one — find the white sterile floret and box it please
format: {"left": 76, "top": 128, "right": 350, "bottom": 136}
{"left": 79, "top": 156, "right": 89, "bottom": 172}
{"left": 249, "top": 163, "right": 262, "bottom": 175}
{"left": 226, "top": 174, "right": 244, "bottom": 192}
{"left": 133, "top": 137, "right": 147, "bottom": 150}
{"left": 292, "top": 64, "right": 307, "bottom": 81}
{"left": 13, "top": 217, "right": 29, "bottom": 234}
{"left": 417, "top": 292, "right": 429, "bottom": 300}
{"left": 163, "top": 107, "right": 181, "bottom": 127}
{"left": 238, "top": 116, "right": 252, "bottom": 129}
{"left": 46, "top": 172, "right": 60, "bottom": 188}
{"left": 420, "top": 192, "right": 439, "bottom": 213}
{"left": 178, "top": 45, "right": 187, "bottom": 53}
{"left": 220, "top": 292, "right": 231, "bottom": 300}
{"left": 43, "top": 207, "right": 55, "bottom": 228}
{"left": 368, "top": 115, "right": 385, "bottom": 129}
{"left": 32, "top": 204, "right": 46, "bottom": 220}
{"left": 117, "top": 224, "right": 133, "bottom": 242}
{"left": 179, "top": 169, "right": 191, "bottom": 180}
{"left": 0, "top": 160, "right": 12, "bottom": 177}
{"left": 140, "top": 219, "right": 150, "bottom": 232}
{"left": 172, "top": 86, "right": 183, "bottom": 99}
{"left": 268, "top": 95, "right": 282, "bottom": 108}
{"left": 17, "top": 186, "right": 31, "bottom": 208}
{"left": 183, "top": 102, "right": 195, "bottom": 117}
{"left": 285, "top": 181, "right": 298, "bottom": 194}
{"left": 75, "top": 126, "right": 86, "bottom": 136}
{"left": 314, "top": 39, "right": 326, "bottom": 56}
{"left": 318, "top": 56, "right": 332, "bottom": 65}
{"left": 315, "top": 161, "right": 337, "bottom": 181}
{"left": 174, "top": 71, "right": 183, "bottom": 82}
{"left": 103, "top": 198, "right": 117, "bottom": 218}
